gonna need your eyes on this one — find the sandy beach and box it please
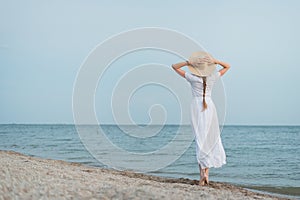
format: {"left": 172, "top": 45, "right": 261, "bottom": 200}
{"left": 0, "top": 150, "right": 291, "bottom": 200}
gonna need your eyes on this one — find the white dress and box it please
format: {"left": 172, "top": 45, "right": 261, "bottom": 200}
{"left": 185, "top": 71, "right": 226, "bottom": 169}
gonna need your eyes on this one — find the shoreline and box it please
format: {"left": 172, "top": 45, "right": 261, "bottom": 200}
{"left": 0, "top": 150, "right": 294, "bottom": 200}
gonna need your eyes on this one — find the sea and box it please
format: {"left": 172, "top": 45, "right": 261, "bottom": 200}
{"left": 0, "top": 124, "right": 299, "bottom": 199}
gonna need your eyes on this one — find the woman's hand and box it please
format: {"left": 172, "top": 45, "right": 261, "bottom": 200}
{"left": 189, "top": 55, "right": 215, "bottom": 66}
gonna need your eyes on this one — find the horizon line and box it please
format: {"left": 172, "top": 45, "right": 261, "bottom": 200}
{"left": 0, "top": 123, "right": 299, "bottom": 127}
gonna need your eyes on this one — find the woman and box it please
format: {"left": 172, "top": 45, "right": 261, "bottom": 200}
{"left": 172, "top": 51, "right": 230, "bottom": 186}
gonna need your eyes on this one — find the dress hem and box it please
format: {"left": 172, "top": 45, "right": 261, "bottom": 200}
{"left": 198, "top": 161, "right": 226, "bottom": 169}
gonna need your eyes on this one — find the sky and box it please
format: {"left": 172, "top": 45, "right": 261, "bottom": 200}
{"left": 1, "top": 0, "right": 300, "bottom": 125}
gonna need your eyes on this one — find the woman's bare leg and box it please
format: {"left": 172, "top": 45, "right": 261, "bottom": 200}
{"left": 205, "top": 168, "right": 209, "bottom": 176}
{"left": 198, "top": 164, "right": 207, "bottom": 186}
{"left": 205, "top": 168, "right": 209, "bottom": 184}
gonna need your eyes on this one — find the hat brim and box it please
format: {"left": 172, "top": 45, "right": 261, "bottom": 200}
{"left": 187, "top": 63, "right": 216, "bottom": 77}
{"left": 188, "top": 51, "right": 216, "bottom": 77}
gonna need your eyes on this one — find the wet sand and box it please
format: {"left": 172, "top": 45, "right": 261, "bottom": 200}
{"left": 0, "top": 150, "right": 291, "bottom": 200}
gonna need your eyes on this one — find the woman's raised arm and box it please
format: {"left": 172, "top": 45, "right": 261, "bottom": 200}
{"left": 172, "top": 61, "right": 189, "bottom": 78}
{"left": 214, "top": 59, "right": 230, "bottom": 76}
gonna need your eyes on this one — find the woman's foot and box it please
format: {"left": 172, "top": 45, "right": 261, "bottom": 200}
{"left": 199, "top": 177, "right": 206, "bottom": 186}
{"left": 204, "top": 176, "right": 209, "bottom": 185}
{"left": 199, "top": 169, "right": 208, "bottom": 186}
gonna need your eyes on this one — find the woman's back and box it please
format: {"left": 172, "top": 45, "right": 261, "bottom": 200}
{"left": 185, "top": 71, "right": 221, "bottom": 98}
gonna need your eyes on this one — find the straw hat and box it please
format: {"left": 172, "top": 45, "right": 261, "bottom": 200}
{"left": 188, "top": 51, "right": 216, "bottom": 77}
